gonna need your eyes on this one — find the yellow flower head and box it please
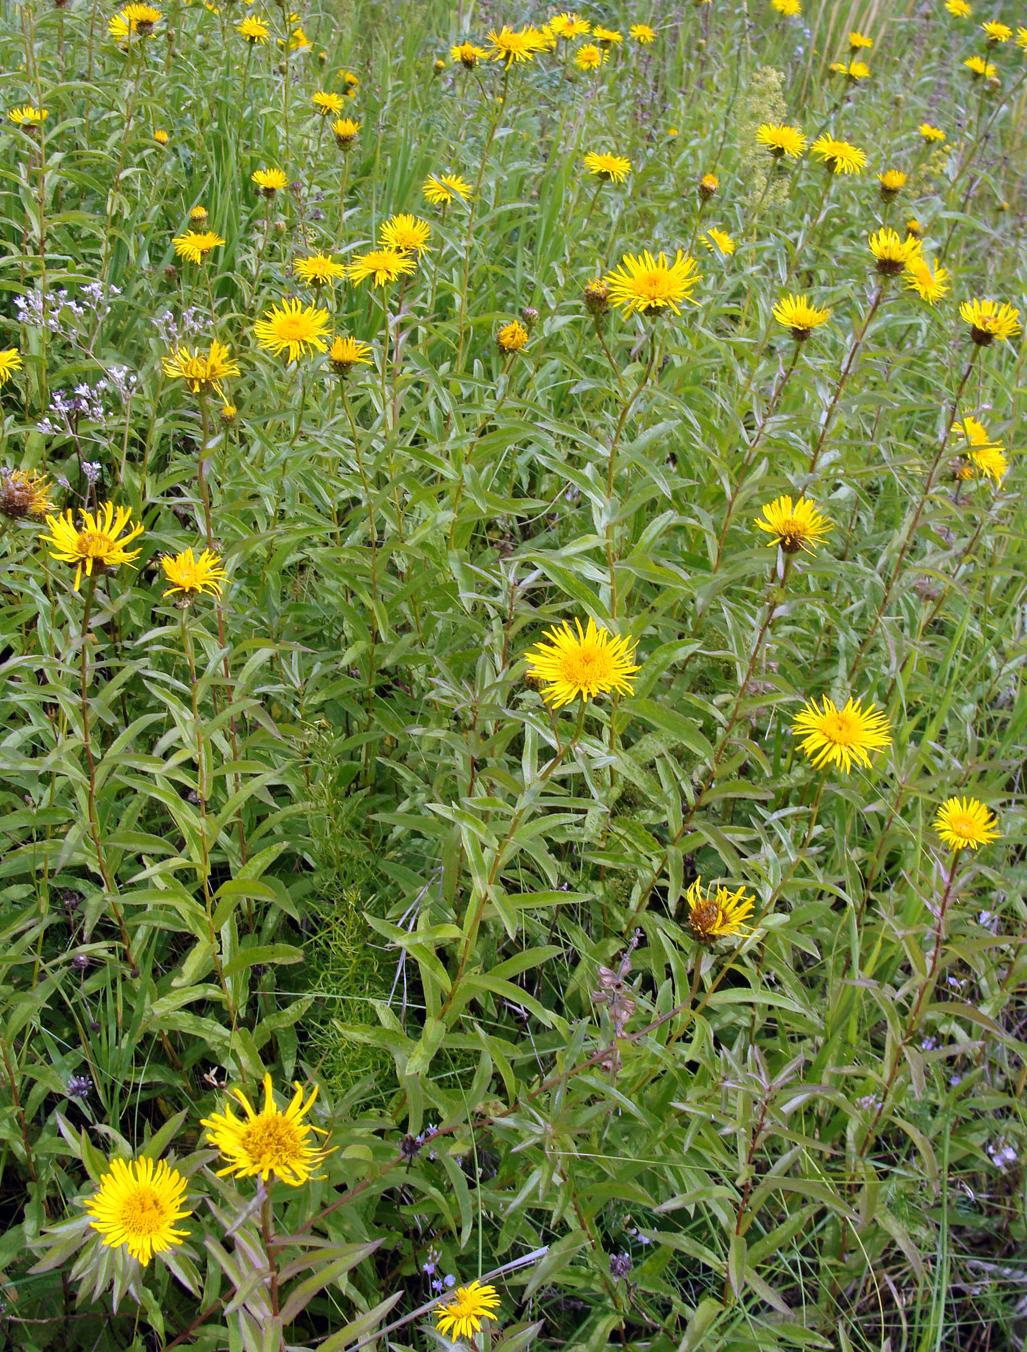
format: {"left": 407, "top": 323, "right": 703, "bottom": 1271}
{"left": 201, "top": 1074, "right": 333, "bottom": 1187}
{"left": 810, "top": 134, "right": 868, "bottom": 174}
{"left": 849, "top": 29, "right": 873, "bottom": 47}
{"left": 254, "top": 297, "right": 331, "bottom": 362}
{"left": 702, "top": 227, "right": 736, "bottom": 256}
{"left": 497, "top": 319, "right": 529, "bottom": 353}
{"left": 756, "top": 122, "right": 807, "bottom": 157}
{"left": 959, "top": 298, "right": 1021, "bottom": 344}
{"left": 312, "top": 90, "right": 344, "bottom": 116}
{"left": 604, "top": 249, "right": 700, "bottom": 316}
{"left": 84, "top": 1157, "right": 191, "bottom": 1266}
{"left": 153, "top": 128, "right": 169, "bottom": 145}
{"left": 294, "top": 252, "right": 347, "bottom": 287}
{"left": 878, "top": 169, "right": 907, "bottom": 194}
{"left": 903, "top": 256, "right": 949, "bottom": 304}
{"left": 161, "top": 547, "right": 226, "bottom": 599}
{"left": 955, "top": 416, "right": 1008, "bottom": 482}
{"left": 7, "top": 105, "right": 48, "bottom": 128}
{"left": 686, "top": 877, "right": 756, "bottom": 942}
{"left": 772, "top": 292, "right": 832, "bottom": 338}
{"left": 575, "top": 43, "right": 607, "bottom": 70}
{"left": 791, "top": 695, "right": 891, "bottom": 774}
{"left": 830, "top": 58, "right": 871, "bottom": 80}
{"left": 379, "top": 214, "right": 432, "bottom": 255}
{"left": 981, "top": 20, "right": 1011, "bottom": 41}
{"left": 0, "top": 467, "right": 53, "bottom": 520}
{"left": 220, "top": 402, "right": 237, "bottom": 424}
{"left": 0, "top": 347, "right": 24, "bottom": 386}
{"left": 332, "top": 116, "right": 361, "bottom": 146}
{"left": 699, "top": 171, "right": 719, "bottom": 196}
{"left": 487, "top": 25, "right": 549, "bottom": 63}
{"left": 868, "top": 226, "right": 921, "bottom": 274}
{"left": 934, "top": 796, "right": 1000, "bottom": 850}
{"left": 450, "top": 40, "right": 489, "bottom": 67}
{"left": 946, "top": 0, "right": 972, "bottom": 13}
{"left": 172, "top": 229, "right": 224, "bottom": 265}
{"left": 549, "top": 12, "right": 591, "bottom": 39}
{"left": 593, "top": 25, "right": 623, "bottom": 44}
{"left": 772, "top": 0, "right": 801, "bottom": 15}
{"left": 1017, "top": 26, "right": 1027, "bottom": 49}
{"left": 109, "top": 4, "right": 162, "bottom": 40}
{"left": 963, "top": 54, "right": 997, "bottom": 77}
{"left": 422, "top": 173, "right": 473, "bottom": 206}
{"left": 630, "top": 23, "right": 656, "bottom": 43}
{"left": 237, "top": 15, "right": 270, "bottom": 43}
{"left": 583, "top": 278, "right": 610, "bottom": 315}
{"left": 329, "top": 335, "right": 373, "bottom": 374}
{"left": 162, "top": 340, "right": 240, "bottom": 398}
{"left": 919, "top": 122, "right": 946, "bottom": 142}
{"left": 584, "top": 151, "right": 631, "bottom": 183}
{"left": 347, "top": 246, "right": 416, "bottom": 287}
{"left": 252, "top": 167, "right": 289, "bottom": 194}
{"left": 435, "top": 1281, "right": 501, "bottom": 1342}
{"left": 525, "top": 617, "right": 639, "bottom": 707}
{"left": 189, "top": 206, "right": 209, "bottom": 229}
{"left": 41, "top": 502, "right": 144, "bottom": 592}
{"left": 906, "top": 217, "right": 924, "bottom": 237}
{"left": 340, "top": 70, "right": 360, "bottom": 93}
{"left": 754, "top": 495, "right": 832, "bottom": 553}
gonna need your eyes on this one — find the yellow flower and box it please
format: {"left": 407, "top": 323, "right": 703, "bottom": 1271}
{"left": 340, "top": 70, "right": 359, "bottom": 93}
{"left": 830, "top": 58, "right": 871, "bottom": 80}
{"left": 981, "top": 20, "right": 1011, "bottom": 41}
{"left": 698, "top": 171, "right": 718, "bottom": 196}
{"left": 959, "top": 298, "right": 1021, "bottom": 344}
{"left": 0, "top": 467, "right": 53, "bottom": 520}
{"left": 583, "top": 151, "right": 631, "bottom": 183}
{"left": 918, "top": 122, "right": 945, "bottom": 142}
{"left": 0, "top": 347, "right": 23, "bottom": 386}
{"left": 964, "top": 54, "right": 997, "bottom": 77}
{"left": 162, "top": 341, "right": 240, "bottom": 398}
{"left": 282, "top": 22, "right": 310, "bottom": 51}
{"left": 254, "top": 297, "right": 331, "bottom": 362}
{"left": 497, "top": 319, "right": 529, "bottom": 352}
{"left": 849, "top": 29, "right": 873, "bottom": 47}
{"left": 903, "top": 256, "right": 949, "bottom": 304}
{"left": 294, "top": 251, "right": 347, "bottom": 287}
{"left": 574, "top": 43, "right": 607, "bottom": 70}
{"left": 312, "top": 90, "right": 344, "bottom": 116}
{"left": 220, "top": 403, "right": 237, "bottom": 424}
{"left": 792, "top": 695, "right": 891, "bottom": 774}
{"left": 329, "top": 335, "right": 373, "bottom": 374}
{"left": 666, "top": 125, "right": 679, "bottom": 138}
{"left": 771, "top": 0, "right": 801, "bottom": 15}
{"left": 347, "top": 246, "right": 416, "bottom": 287}
{"left": 435, "top": 1281, "right": 501, "bottom": 1342}
{"left": 686, "top": 878, "right": 756, "bottom": 942}
{"left": 486, "top": 25, "right": 549, "bottom": 64}
{"left": 756, "top": 122, "right": 806, "bottom": 157}
{"left": 868, "top": 226, "right": 920, "bottom": 274}
{"left": 41, "top": 502, "right": 144, "bottom": 592}
{"left": 172, "top": 229, "right": 224, "bottom": 265}
{"left": 629, "top": 23, "right": 656, "bottom": 43}
{"left": 189, "top": 205, "right": 208, "bottom": 226}
{"left": 332, "top": 116, "right": 361, "bottom": 147}
{"left": 108, "top": 3, "right": 162, "bottom": 40}
{"left": 583, "top": 278, "right": 609, "bottom": 315}
{"left": 934, "top": 796, "right": 1000, "bottom": 850}
{"left": 252, "top": 167, "right": 289, "bottom": 194}
{"left": 1017, "top": 26, "right": 1027, "bottom": 49}
{"left": 549, "top": 12, "right": 591, "bottom": 39}
{"left": 379, "top": 214, "right": 432, "bottom": 255}
{"left": 810, "top": 134, "right": 867, "bottom": 174}
{"left": 878, "top": 169, "right": 906, "bottom": 194}
{"left": 956, "top": 416, "right": 1008, "bottom": 482}
{"left": 525, "top": 617, "right": 639, "bottom": 707}
{"left": 201, "top": 1074, "right": 333, "bottom": 1186}
{"left": 754, "top": 495, "right": 832, "bottom": 553}
{"left": 604, "top": 249, "right": 700, "bottom": 317}
{"left": 153, "top": 128, "right": 169, "bottom": 145}
{"left": 772, "top": 292, "right": 832, "bottom": 338}
{"left": 592, "top": 25, "right": 623, "bottom": 44}
{"left": 945, "top": 0, "right": 972, "bottom": 13}
{"left": 237, "top": 15, "right": 269, "bottom": 42}
{"left": 422, "top": 173, "right": 473, "bottom": 206}
{"left": 906, "top": 217, "right": 924, "bottom": 236}
{"left": 702, "top": 227, "right": 736, "bottom": 256}
{"left": 450, "top": 40, "right": 488, "bottom": 66}
{"left": 7, "top": 105, "right": 48, "bottom": 128}
{"left": 84, "top": 1157, "right": 191, "bottom": 1267}
{"left": 161, "top": 547, "right": 226, "bottom": 599}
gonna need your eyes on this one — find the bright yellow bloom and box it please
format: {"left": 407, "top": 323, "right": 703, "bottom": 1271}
{"left": 109, "top": 4, "right": 162, "bottom": 40}
{"left": 0, "top": 468, "right": 54, "bottom": 520}
{"left": 792, "top": 695, "right": 891, "bottom": 774}
{"left": 686, "top": 878, "right": 756, "bottom": 942}
{"left": 906, "top": 217, "right": 924, "bottom": 236}
{"left": 486, "top": 25, "right": 549, "bottom": 63}
{"left": 153, "top": 128, "right": 169, "bottom": 145}
{"left": 772, "top": 0, "right": 801, "bottom": 15}
{"left": 945, "top": 0, "right": 971, "bottom": 13}
{"left": 254, "top": 297, "right": 331, "bottom": 362}
{"left": 935, "top": 796, "right": 1000, "bottom": 850}
{"left": 7, "top": 105, "right": 48, "bottom": 128}
{"left": 959, "top": 298, "right": 1021, "bottom": 344}
{"left": 1017, "top": 26, "right": 1027, "bottom": 49}
{"left": 756, "top": 123, "right": 806, "bottom": 157}
{"left": 604, "top": 249, "right": 700, "bottom": 316}
{"left": 956, "top": 416, "right": 1008, "bottom": 482}
{"left": 583, "top": 151, "right": 631, "bottom": 183}
{"left": 188, "top": 205, "right": 208, "bottom": 226}
{"left": 450, "top": 41, "right": 489, "bottom": 66}
{"left": 0, "top": 348, "right": 23, "bottom": 386}
{"left": 202, "top": 1074, "right": 333, "bottom": 1186}
{"left": 830, "top": 59, "right": 871, "bottom": 80}
{"left": 237, "top": 15, "right": 270, "bottom": 42}
{"left": 575, "top": 43, "right": 607, "bottom": 69}
{"left": 702, "top": 227, "right": 736, "bottom": 256}
{"left": 379, "top": 214, "right": 432, "bottom": 255}
{"left": 981, "top": 20, "right": 1011, "bottom": 41}
{"left": 329, "top": 336, "right": 373, "bottom": 374}
{"left": 312, "top": 90, "right": 344, "bottom": 116}
{"left": 294, "top": 252, "right": 347, "bottom": 287}
{"left": 525, "top": 617, "right": 639, "bottom": 707}
{"left": 172, "top": 229, "right": 224, "bottom": 265}
{"left": 699, "top": 172, "right": 719, "bottom": 195}
{"left": 964, "top": 54, "right": 997, "bottom": 77}
{"left": 220, "top": 403, "right": 237, "bottom": 424}
{"left": 340, "top": 70, "right": 359, "bottom": 93}
{"left": 919, "top": 122, "right": 945, "bottom": 142}
{"left": 332, "top": 117, "right": 361, "bottom": 146}
{"left": 252, "top": 167, "right": 289, "bottom": 194}
{"left": 593, "top": 25, "right": 623, "bottom": 44}
{"left": 849, "top": 29, "right": 873, "bottom": 47}
{"left": 754, "top": 495, "right": 832, "bottom": 553}
{"left": 549, "top": 12, "right": 591, "bottom": 39}
{"left": 810, "top": 134, "right": 868, "bottom": 174}
{"left": 161, "top": 547, "right": 226, "bottom": 599}
{"left": 282, "top": 22, "right": 310, "bottom": 51}
{"left": 868, "top": 227, "right": 921, "bottom": 274}
{"left": 878, "top": 169, "right": 907, "bottom": 194}
{"left": 630, "top": 23, "right": 656, "bottom": 43}
{"left": 772, "top": 293, "right": 832, "bottom": 338}
{"left": 347, "top": 247, "right": 416, "bottom": 287}
{"left": 422, "top": 173, "right": 473, "bottom": 206}
{"left": 903, "top": 256, "right": 949, "bottom": 304}
{"left": 84, "top": 1157, "right": 191, "bottom": 1267}
{"left": 41, "top": 502, "right": 144, "bottom": 592}
{"left": 497, "top": 319, "right": 529, "bottom": 352}
{"left": 435, "top": 1281, "right": 501, "bottom": 1342}
{"left": 162, "top": 341, "right": 240, "bottom": 398}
